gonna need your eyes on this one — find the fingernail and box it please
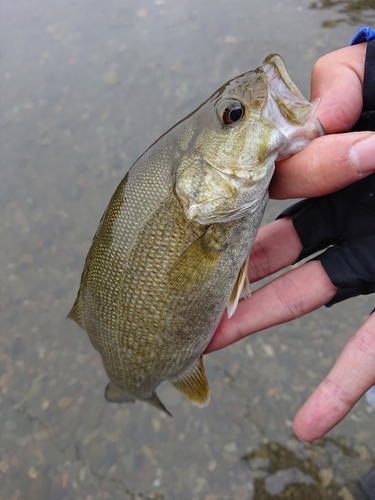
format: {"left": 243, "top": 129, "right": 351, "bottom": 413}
{"left": 350, "top": 134, "right": 375, "bottom": 173}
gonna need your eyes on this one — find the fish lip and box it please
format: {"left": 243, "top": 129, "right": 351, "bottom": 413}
{"left": 263, "top": 53, "right": 302, "bottom": 99}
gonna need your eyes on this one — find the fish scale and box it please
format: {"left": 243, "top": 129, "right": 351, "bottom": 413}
{"left": 69, "top": 54, "right": 324, "bottom": 414}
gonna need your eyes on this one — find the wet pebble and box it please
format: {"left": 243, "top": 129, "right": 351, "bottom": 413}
{"left": 0, "top": 460, "right": 9, "bottom": 473}
{"left": 136, "top": 8, "right": 147, "bottom": 18}
{"left": 207, "top": 459, "right": 217, "bottom": 472}
{"left": 261, "top": 343, "right": 275, "bottom": 357}
{"left": 319, "top": 467, "right": 334, "bottom": 488}
{"left": 28, "top": 466, "right": 39, "bottom": 479}
{"left": 338, "top": 486, "right": 355, "bottom": 500}
{"left": 117, "top": 44, "right": 127, "bottom": 54}
{"left": 27, "top": 473, "right": 50, "bottom": 499}
{"left": 57, "top": 396, "right": 72, "bottom": 408}
{"left": 247, "top": 457, "right": 270, "bottom": 470}
{"left": 223, "top": 442, "right": 237, "bottom": 453}
{"left": 232, "top": 483, "right": 253, "bottom": 500}
{"left": 265, "top": 467, "right": 315, "bottom": 496}
{"left": 4, "top": 419, "right": 17, "bottom": 432}
{"left": 151, "top": 416, "right": 162, "bottom": 432}
{"left": 103, "top": 71, "right": 120, "bottom": 86}
{"left": 82, "top": 428, "right": 100, "bottom": 446}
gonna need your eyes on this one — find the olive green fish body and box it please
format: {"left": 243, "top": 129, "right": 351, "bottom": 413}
{"left": 69, "top": 55, "right": 324, "bottom": 413}
{"left": 71, "top": 149, "right": 266, "bottom": 403}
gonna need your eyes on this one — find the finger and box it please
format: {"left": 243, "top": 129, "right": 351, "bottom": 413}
{"left": 206, "top": 260, "right": 337, "bottom": 353}
{"left": 270, "top": 131, "right": 375, "bottom": 199}
{"left": 294, "top": 312, "right": 375, "bottom": 442}
{"left": 248, "top": 217, "right": 302, "bottom": 283}
{"left": 310, "top": 44, "right": 366, "bottom": 133}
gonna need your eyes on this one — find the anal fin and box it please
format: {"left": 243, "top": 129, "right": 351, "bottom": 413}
{"left": 169, "top": 356, "right": 210, "bottom": 407}
{"left": 227, "top": 257, "right": 251, "bottom": 319}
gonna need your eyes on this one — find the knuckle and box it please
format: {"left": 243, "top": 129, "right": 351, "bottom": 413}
{"left": 311, "top": 57, "right": 325, "bottom": 79}
{"left": 347, "top": 326, "right": 375, "bottom": 361}
{"left": 311, "top": 53, "right": 334, "bottom": 82}
{"left": 270, "top": 274, "right": 308, "bottom": 319}
{"left": 318, "top": 376, "right": 357, "bottom": 411}
{"left": 249, "top": 240, "right": 271, "bottom": 281}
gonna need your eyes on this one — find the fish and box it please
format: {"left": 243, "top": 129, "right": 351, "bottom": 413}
{"left": 69, "top": 54, "right": 324, "bottom": 415}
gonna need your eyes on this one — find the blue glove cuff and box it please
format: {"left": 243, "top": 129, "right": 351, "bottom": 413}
{"left": 351, "top": 26, "right": 375, "bottom": 45}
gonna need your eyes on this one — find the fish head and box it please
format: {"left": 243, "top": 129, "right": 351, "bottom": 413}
{"left": 175, "top": 54, "right": 324, "bottom": 224}
{"left": 195, "top": 53, "right": 324, "bottom": 178}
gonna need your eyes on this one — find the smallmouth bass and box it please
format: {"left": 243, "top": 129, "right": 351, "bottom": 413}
{"left": 69, "top": 55, "right": 323, "bottom": 415}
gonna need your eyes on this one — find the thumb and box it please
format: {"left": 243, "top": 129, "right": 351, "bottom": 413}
{"left": 270, "top": 131, "right": 375, "bottom": 199}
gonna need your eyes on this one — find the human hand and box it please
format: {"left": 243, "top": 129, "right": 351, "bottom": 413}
{"left": 206, "top": 42, "right": 375, "bottom": 441}
{"left": 270, "top": 42, "right": 372, "bottom": 200}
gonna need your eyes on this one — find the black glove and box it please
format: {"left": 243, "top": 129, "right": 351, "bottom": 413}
{"left": 278, "top": 175, "right": 375, "bottom": 305}
{"left": 278, "top": 38, "right": 375, "bottom": 307}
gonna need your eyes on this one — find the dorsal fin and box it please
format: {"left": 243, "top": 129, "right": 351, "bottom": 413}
{"left": 227, "top": 258, "right": 251, "bottom": 319}
{"left": 169, "top": 356, "right": 210, "bottom": 407}
{"left": 67, "top": 293, "right": 85, "bottom": 330}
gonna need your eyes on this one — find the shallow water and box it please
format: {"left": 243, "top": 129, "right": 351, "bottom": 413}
{"left": 1, "top": 1, "right": 375, "bottom": 498}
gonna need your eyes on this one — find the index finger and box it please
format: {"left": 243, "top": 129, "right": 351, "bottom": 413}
{"left": 206, "top": 259, "right": 336, "bottom": 353}
{"left": 248, "top": 217, "right": 302, "bottom": 283}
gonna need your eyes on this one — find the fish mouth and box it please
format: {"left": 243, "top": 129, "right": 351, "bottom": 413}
{"left": 263, "top": 54, "right": 303, "bottom": 100}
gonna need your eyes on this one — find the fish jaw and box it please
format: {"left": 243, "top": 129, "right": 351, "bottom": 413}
{"left": 261, "top": 54, "right": 324, "bottom": 160}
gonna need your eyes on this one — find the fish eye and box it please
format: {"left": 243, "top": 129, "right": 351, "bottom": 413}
{"left": 221, "top": 101, "right": 245, "bottom": 126}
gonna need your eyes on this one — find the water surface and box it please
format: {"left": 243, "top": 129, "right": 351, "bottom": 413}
{"left": 1, "top": 1, "right": 375, "bottom": 498}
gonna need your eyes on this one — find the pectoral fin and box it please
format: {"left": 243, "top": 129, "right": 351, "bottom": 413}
{"left": 169, "top": 356, "right": 210, "bottom": 407}
{"left": 227, "top": 258, "right": 251, "bottom": 319}
{"left": 168, "top": 226, "right": 227, "bottom": 290}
